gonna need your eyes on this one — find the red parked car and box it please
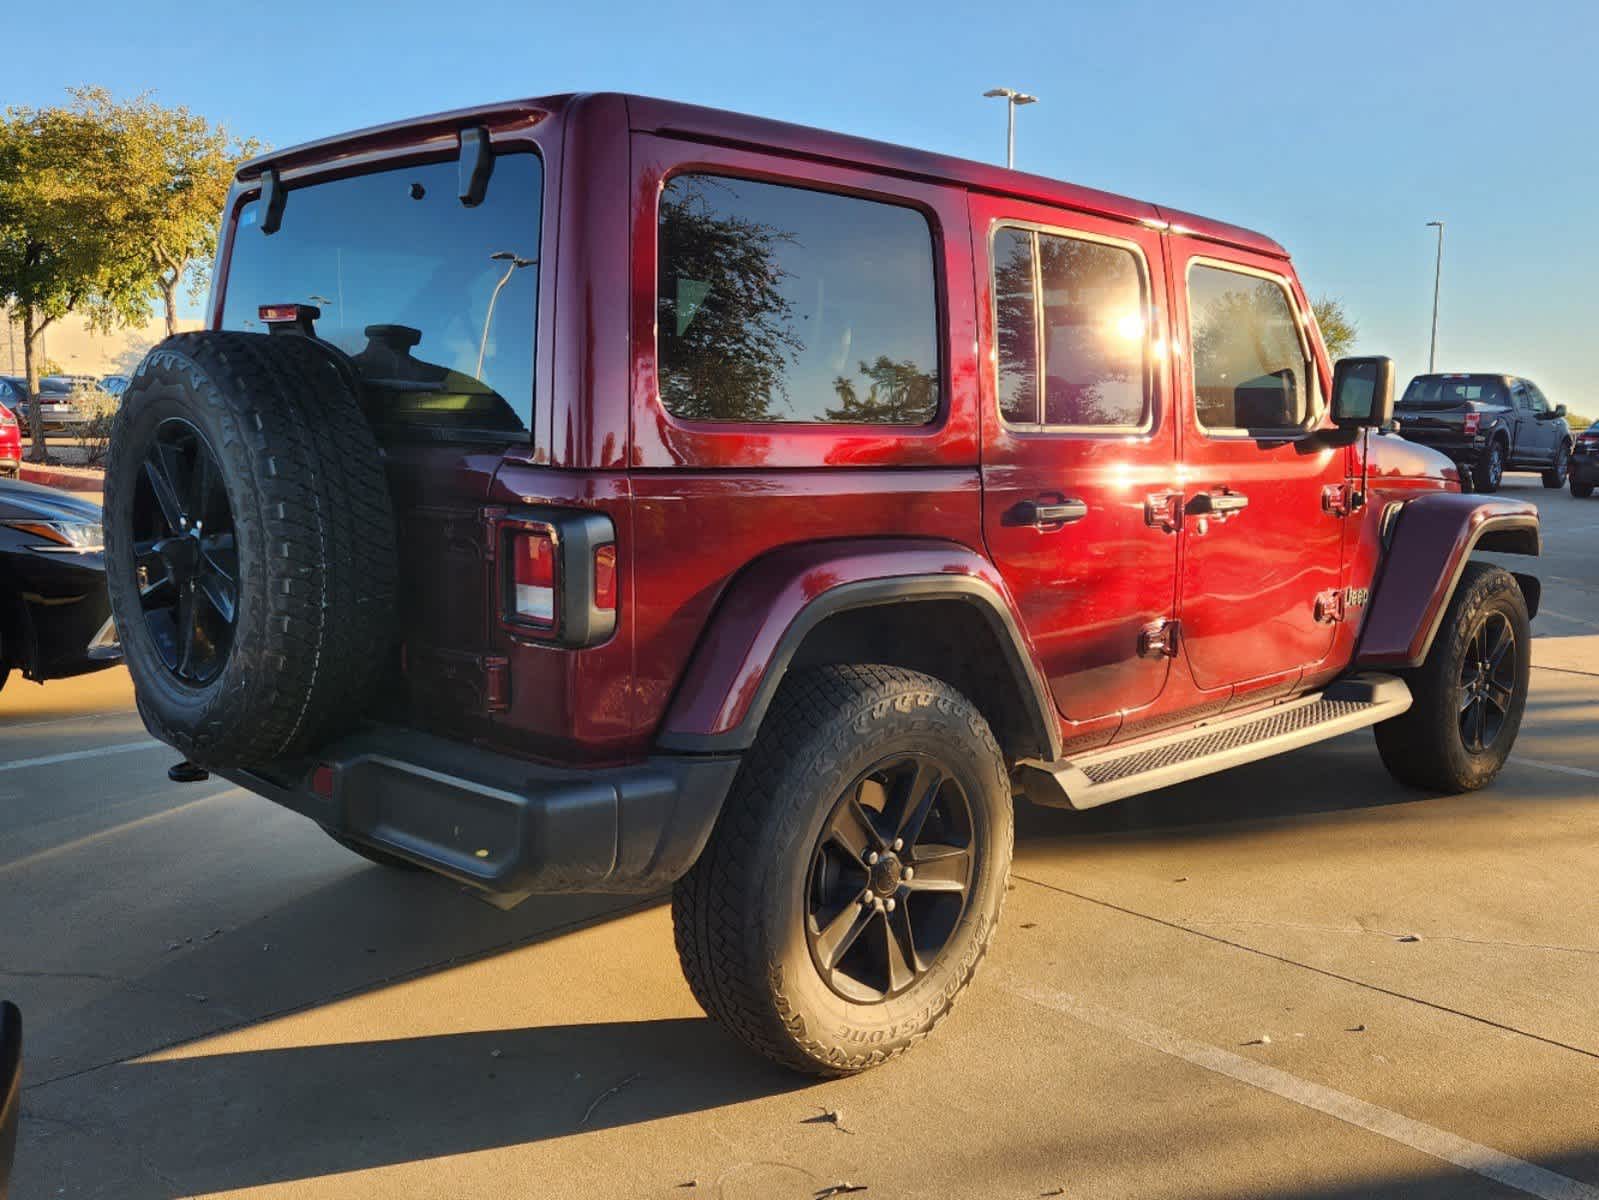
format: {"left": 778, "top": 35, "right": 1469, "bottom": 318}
{"left": 103, "top": 94, "right": 1540, "bottom": 1075}
{"left": 0, "top": 398, "right": 20, "bottom": 477}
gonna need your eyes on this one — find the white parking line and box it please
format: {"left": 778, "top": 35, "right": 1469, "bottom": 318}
{"left": 1538, "top": 608, "right": 1599, "bottom": 630}
{"left": 0, "top": 793, "right": 227, "bottom": 877}
{"left": 1005, "top": 979, "right": 1599, "bottom": 1200}
{"left": 1519, "top": 757, "right": 1599, "bottom": 781}
{"left": 0, "top": 740, "right": 161, "bottom": 772}
{"left": 0, "top": 710, "right": 134, "bottom": 732}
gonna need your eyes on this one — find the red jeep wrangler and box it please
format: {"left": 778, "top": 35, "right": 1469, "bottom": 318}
{"left": 104, "top": 94, "right": 1541, "bottom": 1075}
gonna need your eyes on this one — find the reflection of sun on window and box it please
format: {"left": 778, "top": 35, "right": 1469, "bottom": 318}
{"left": 1114, "top": 312, "right": 1143, "bottom": 341}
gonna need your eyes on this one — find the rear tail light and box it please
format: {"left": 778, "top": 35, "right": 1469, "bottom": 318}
{"left": 1463, "top": 412, "right": 1481, "bottom": 434}
{"left": 593, "top": 544, "right": 617, "bottom": 612}
{"left": 491, "top": 510, "right": 618, "bottom": 646}
{"left": 310, "top": 764, "right": 336, "bottom": 799}
{"left": 510, "top": 526, "right": 558, "bottom": 629}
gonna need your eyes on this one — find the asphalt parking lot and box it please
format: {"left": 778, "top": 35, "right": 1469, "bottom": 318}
{"left": 3, "top": 475, "right": 1597, "bottom": 1200}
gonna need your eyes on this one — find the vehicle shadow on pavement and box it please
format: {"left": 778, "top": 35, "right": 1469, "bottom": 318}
{"left": 54, "top": 1016, "right": 802, "bottom": 1197}
{"left": 15, "top": 852, "right": 810, "bottom": 1194}
{"left": 16, "top": 857, "right": 660, "bottom": 1085}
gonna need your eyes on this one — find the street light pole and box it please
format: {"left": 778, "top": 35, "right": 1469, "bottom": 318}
{"left": 983, "top": 88, "right": 1038, "bottom": 169}
{"left": 477, "top": 251, "right": 535, "bottom": 380}
{"left": 1426, "top": 220, "right": 1445, "bottom": 373}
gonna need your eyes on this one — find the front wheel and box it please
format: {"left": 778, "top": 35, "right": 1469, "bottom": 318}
{"left": 1375, "top": 563, "right": 1530, "bottom": 793}
{"left": 1573, "top": 477, "right": 1595, "bottom": 499}
{"left": 1543, "top": 441, "right": 1571, "bottom": 488}
{"left": 672, "top": 665, "right": 1012, "bottom": 1075}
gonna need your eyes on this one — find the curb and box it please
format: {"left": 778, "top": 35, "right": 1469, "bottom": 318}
{"left": 18, "top": 464, "right": 105, "bottom": 494}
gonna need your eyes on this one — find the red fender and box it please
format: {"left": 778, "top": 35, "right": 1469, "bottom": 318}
{"left": 655, "top": 538, "right": 1058, "bottom": 757}
{"left": 1355, "top": 493, "right": 1540, "bottom": 670}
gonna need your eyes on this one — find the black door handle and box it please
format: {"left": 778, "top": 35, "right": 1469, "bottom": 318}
{"left": 1014, "top": 498, "right": 1090, "bottom": 528}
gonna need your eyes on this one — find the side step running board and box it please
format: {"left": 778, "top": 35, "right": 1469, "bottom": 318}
{"left": 1016, "top": 673, "right": 1412, "bottom": 811}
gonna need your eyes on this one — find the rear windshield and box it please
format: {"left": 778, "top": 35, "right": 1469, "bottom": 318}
{"left": 221, "top": 152, "right": 542, "bottom": 437}
{"left": 1399, "top": 376, "right": 1505, "bottom": 409}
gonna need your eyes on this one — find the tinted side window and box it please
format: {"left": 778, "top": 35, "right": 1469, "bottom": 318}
{"left": 657, "top": 175, "right": 939, "bottom": 425}
{"left": 1188, "top": 264, "right": 1312, "bottom": 432}
{"left": 994, "top": 228, "right": 1038, "bottom": 425}
{"left": 1527, "top": 384, "right": 1551, "bottom": 413}
{"left": 994, "top": 227, "right": 1149, "bottom": 428}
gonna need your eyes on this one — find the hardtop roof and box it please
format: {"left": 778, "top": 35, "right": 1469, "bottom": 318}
{"left": 238, "top": 92, "right": 1289, "bottom": 259}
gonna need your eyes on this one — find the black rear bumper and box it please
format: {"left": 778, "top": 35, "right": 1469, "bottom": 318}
{"left": 218, "top": 726, "right": 741, "bottom": 899}
{"left": 1398, "top": 431, "right": 1480, "bottom": 461}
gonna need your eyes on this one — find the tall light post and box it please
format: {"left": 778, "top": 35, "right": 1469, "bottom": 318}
{"left": 983, "top": 87, "right": 1038, "bottom": 169}
{"left": 477, "top": 250, "right": 535, "bottom": 380}
{"left": 1426, "top": 220, "right": 1445, "bottom": 373}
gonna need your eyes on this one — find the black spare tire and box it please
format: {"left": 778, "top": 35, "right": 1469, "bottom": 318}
{"left": 105, "top": 332, "right": 398, "bottom": 766}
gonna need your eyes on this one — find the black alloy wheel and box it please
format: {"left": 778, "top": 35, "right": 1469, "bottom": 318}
{"left": 1480, "top": 442, "right": 1505, "bottom": 492}
{"left": 1458, "top": 610, "right": 1516, "bottom": 753}
{"left": 805, "top": 753, "right": 975, "bottom": 1003}
{"left": 1375, "top": 562, "right": 1530, "bottom": 794}
{"left": 130, "top": 418, "right": 238, "bottom": 686}
{"left": 671, "top": 664, "right": 1011, "bottom": 1075}
{"left": 1543, "top": 442, "right": 1570, "bottom": 488}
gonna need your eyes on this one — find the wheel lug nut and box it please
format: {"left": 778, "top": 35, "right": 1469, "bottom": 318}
{"left": 903, "top": 867, "right": 914, "bottom": 880}
{"left": 892, "top": 838, "right": 903, "bottom": 851}
{"left": 885, "top": 898, "right": 896, "bottom": 912}
{"left": 867, "top": 852, "right": 879, "bottom": 865}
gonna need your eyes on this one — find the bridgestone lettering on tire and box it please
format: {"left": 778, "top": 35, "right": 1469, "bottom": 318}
{"left": 104, "top": 332, "right": 398, "bottom": 766}
{"left": 671, "top": 664, "right": 1013, "bottom": 1075}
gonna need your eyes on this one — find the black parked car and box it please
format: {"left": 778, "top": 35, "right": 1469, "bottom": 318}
{"left": 0, "top": 477, "right": 121, "bottom": 693}
{"left": 1570, "top": 423, "right": 1599, "bottom": 499}
{"left": 1396, "top": 373, "right": 1573, "bottom": 493}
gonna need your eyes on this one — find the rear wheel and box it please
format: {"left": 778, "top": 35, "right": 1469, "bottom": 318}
{"left": 1474, "top": 440, "right": 1505, "bottom": 493}
{"left": 1375, "top": 563, "right": 1529, "bottom": 793}
{"left": 672, "top": 665, "right": 1011, "bottom": 1075}
{"left": 1543, "top": 441, "right": 1571, "bottom": 488}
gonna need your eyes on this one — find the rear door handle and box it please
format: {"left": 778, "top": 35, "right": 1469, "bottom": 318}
{"left": 1013, "top": 498, "right": 1089, "bottom": 528}
{"left": 1190, "top": 491, "right": 1248, "bottom": 517}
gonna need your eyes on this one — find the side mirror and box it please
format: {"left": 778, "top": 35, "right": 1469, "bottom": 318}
{"left": 1330, "top": 356, "right": 1395, "bottom": 429}
{"left": 1553, "top": 404, "right": 1568, "bottom": 420}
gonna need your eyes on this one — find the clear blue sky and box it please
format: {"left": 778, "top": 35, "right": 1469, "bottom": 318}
{"left": 11, "top": 0, "right": 1597, "bottom": 410}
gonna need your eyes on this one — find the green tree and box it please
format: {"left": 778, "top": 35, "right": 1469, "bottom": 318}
{"left": 85, "top": 88, "right": 260, "bottom": 337}
{"left": 0, "top": 97, "right": 146, "bottom": 459}
{"left": 1312, "top": 295, "right": 1358, "bottom": 360}
{"left": 656, "top": 176, "right": 803, "bottom": 422}
{"left": 828, "top": 356, "right": 937, "bottom": 424}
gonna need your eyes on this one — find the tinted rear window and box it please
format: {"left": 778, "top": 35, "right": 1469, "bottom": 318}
{"left": 221, "top": 153, "right": 542, "bottom": 436}
{"left": 657, "top": 174, "right": 940, "bottom": 425}
{"left": 1399, "top": 377, "right": 1506, "bottom": 408}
